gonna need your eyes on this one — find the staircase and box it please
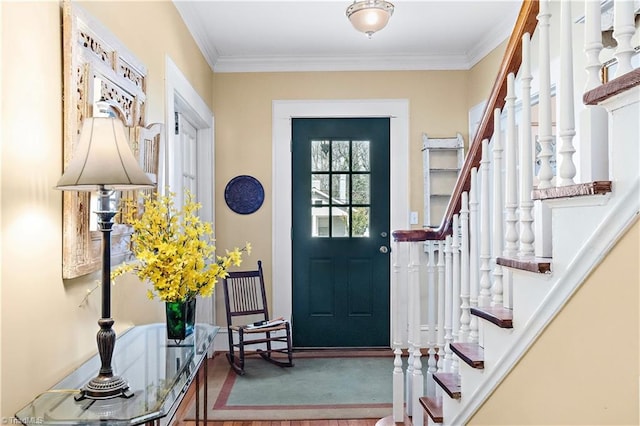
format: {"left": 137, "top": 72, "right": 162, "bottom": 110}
{"left": 388, "top": 1, "right": 640, "bottom": 425}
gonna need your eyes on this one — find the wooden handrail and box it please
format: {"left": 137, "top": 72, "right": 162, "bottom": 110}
{"left": 393, "top": 0, "right": 540, "bottom": 243}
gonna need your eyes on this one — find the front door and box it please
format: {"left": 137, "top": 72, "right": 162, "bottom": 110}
{"left": 291, "top": 118, "right": 390, "bottom": 347}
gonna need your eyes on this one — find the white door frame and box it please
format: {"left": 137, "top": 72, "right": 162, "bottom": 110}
{"left": 272, "top": 99, "right": 410, "bottom": 322}
{"left": 164, "top": 56, "right": 214, "bottom": 223}
{"left": 164, "top": 56, "right": 215, "bottom": 326}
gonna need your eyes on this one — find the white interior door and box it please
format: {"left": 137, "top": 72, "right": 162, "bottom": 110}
{"left": 165, "top": 57, "right": 215, "bottom": 331}
{"left": 173, "top": 112, "right": 214, "bottom": 326}
{"left": 176, "top": 113, "right": 198, "bottom": 200}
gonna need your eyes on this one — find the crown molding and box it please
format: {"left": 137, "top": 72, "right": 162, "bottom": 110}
{"left": 173, "top": 1, "right": 220, "bottom": 72}
{"left": 213, "top": 54, "right": 472, "bottom": 73}
{"left": 466, "top": 19, "right": 513, "bottom": 68}
{"left": 175, "top": 1, "right": 516, "bottom": 73}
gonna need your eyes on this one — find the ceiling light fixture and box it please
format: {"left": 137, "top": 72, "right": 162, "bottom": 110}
{"left": 346, "top": 0, "right": 394, "bottom": 38}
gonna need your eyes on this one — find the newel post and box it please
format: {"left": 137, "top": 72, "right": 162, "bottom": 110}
{"left": 580, "top": 0, "right": 609, "bottom": 182}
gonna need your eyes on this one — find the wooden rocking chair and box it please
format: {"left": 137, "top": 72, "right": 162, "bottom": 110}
{"left": 222, "top": 260, "right": 294, "bottom": 375}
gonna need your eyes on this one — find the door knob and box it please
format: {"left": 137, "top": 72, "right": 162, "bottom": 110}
{"left": 379, "top": 245, "right": 389, "bottom": 254}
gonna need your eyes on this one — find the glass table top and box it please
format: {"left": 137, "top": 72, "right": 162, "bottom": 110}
{"left": 15, "top": 323, "right": 218, "bottom": 425}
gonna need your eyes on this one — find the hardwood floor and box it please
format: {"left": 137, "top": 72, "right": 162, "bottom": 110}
{"left": 179, "top": 421, "right": 380, "bottom": 426}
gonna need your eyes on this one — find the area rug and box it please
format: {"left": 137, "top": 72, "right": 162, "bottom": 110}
{"left": 185, "top": 350, "right": 397, "bottom": 420}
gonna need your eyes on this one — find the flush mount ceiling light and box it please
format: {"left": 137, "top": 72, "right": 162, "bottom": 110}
{"left": 346, "top": 0, "right": 395, "bottom": 38}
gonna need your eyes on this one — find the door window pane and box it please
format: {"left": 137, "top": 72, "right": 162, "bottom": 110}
{"left": 331, "top": 206, "right": 350, "bottom": 237}
{"left": 331, "top": 174, "right": 350, "bottom": 204}
{"left": 311, "top": 174, "right": 329, "bottom": 205}
{"left": 311, "top": 140, "right": 330, "bottom": 172}
{"left": 332, "top": 140, "right": 350, "bottom": 171}
{"left": 352, "top": 140, "right": 370, "bottom": 171}
{"left": 352, "top": 174, "right": 370, "bottom": 204}
{"left": 312, "top": 206, "right": 330, "bottom": 237}
{"left": 352, "top": 207, "right": 370, "bottom": 237}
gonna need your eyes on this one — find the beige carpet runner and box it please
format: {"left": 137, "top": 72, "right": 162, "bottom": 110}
{"left": 185, "top": 350, "right": 395, "bottom": 420}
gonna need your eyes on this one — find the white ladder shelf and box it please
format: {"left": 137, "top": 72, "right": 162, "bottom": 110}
{"left": 422, "top": 133, "right": 465, "bottom": 227}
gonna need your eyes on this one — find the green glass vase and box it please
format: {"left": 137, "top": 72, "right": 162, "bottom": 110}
{"left": 165, "top": 298, "right": 196, "bottom": 340}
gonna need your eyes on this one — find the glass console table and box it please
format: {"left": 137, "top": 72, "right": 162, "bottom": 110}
{"left": 15, "top": 323, "right": 218, "bottom": 425}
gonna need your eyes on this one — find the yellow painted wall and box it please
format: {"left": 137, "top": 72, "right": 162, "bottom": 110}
{"left": 0, "top": 0, "right": 211, "bottom": 417}
{"left": 211, "top": 70, "right": 470, "bottom": 321}
{"left": 471, "top": 219, "right": 640, "bottom": 425}
{"left": 0, "top": 0, "right": 533, "bottom": 419}
{"left": 209, "top": 38, "right": 508, "bottom": 321}
{"left": 468, "top": 39, "right": 508, "bottom": 113}
{"left": 2, "top": 0, "right": 636, "bottom": 422}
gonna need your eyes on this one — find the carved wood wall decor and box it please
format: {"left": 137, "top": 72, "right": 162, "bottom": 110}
{"left": 61, "top": 2, "right": 158, "bottom": 279}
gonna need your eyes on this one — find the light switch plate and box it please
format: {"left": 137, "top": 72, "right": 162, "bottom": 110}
{"left": 410, "top": 211, "right": 419, "bottom": 225}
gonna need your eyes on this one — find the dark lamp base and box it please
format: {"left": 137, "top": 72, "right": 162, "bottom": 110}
{"left": 74, "top": 375, "right": 133, "bottom": 401}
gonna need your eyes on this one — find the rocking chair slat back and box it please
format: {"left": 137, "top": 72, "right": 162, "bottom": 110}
{"left": 223, "top": 261, "right": 270, "bottom": 323}
{"left": 221, "top": 260, "right": 294, "bottom": 375}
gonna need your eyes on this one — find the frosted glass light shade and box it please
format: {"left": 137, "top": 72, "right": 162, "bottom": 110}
{"left": 56, "top": 117, "right": 154, "bottom": 191}
{"left": 346, "top": 0, "right": 394, "bottom": 38}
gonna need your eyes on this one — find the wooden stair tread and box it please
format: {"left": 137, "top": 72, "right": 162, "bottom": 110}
{"left": 450, "top": 342, "right": 484, "bottom": 369}
{"left": 584, "top": 68, "right": 640, "bottom": 105}
{"left": 532, "top": 180, "right": 612, "bottom": 200}
{"left": 433, "top": 372, "right": 461, "bottom": 399}
{"left": 470, "top": 306, "right": 513, "bottom": 328}
{"left": 419, "top": 396, "right": 443, "bottom": 423}
{"left": 496, "top": 256, "right": 551, "bottom": 273}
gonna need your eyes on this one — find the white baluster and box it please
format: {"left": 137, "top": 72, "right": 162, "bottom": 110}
{"left": 558, "top": 1, "right": 577, "bottom": 186}
{"left": 451, "top": 214, "right": 461, "bottom": 373}
{"left": 405, "top": 243, "right": 415, "bottom": 413}
{"left": 492, "top": 109, "right": 504, "bottom": 307}
{"left": 479, "top": 139, "right": 492, "bottom": 308}
{"left": 459, "top": 193, "right": 471, "bottom": 343}
{"left": 444, "top": 236, "right": 454, "bottom": 372}
{"left": 391, "top": 238, "right": 406, "bottom": 422}
{"left": 584, "top": 0, "right": 604, "bottom": 91}
{"left": 425, "top": 241, "right": 437, "bottom": 397}
{"left": 504, "top": 73, "right": 519, "bottom": 258}
{"left": 405, "top": 358, "right": 413, "bottom": 415}
{"left": 537, "top": 0, "right": 554, "bottom": 189}
{"left": 503, "top": 73, "right": 518, "bottom": 310}
{"left": 392, "top": 348, "right": 404, "bottom": 420}
{"left": 535, "top": 0, "right": 554, "bottom": 259}
{"left": 436, "top": 241, "right": 446, "bottom": 371}
{"left": 581, "top": 0, "right": 610, "bottom": 182}
{"left": 613, "top": 0, "right": 636, "bottom": 76}
{"left": 519, "top": 33, "right": 535, "bottom": 257}
{"left": 469, "top": 168, "right": 479, "bottom": 343}
{"left": 409, "top": 241, "right": 423, "bottom": 426}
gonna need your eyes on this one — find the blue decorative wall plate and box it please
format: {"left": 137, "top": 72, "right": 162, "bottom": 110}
{"left": 224, "top": 175, "right": 264, "bottom": 215}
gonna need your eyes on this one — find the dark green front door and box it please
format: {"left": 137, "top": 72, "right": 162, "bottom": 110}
{"left": 292, "top": 118, "right": 390, "bottom": 347}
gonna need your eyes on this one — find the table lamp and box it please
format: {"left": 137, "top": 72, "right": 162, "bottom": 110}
{"left": 56, "top": 116, "right": 154, "bottom": 400}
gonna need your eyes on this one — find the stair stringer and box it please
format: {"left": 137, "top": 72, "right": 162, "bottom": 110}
{"left": 442, "top": 179, "right": 639, "bottom": 425}
{"left": 443, "top": 89, "right": 640, "bottom": 425}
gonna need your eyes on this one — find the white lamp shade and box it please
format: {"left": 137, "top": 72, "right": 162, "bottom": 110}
{"left": 347, "top": 0, "right": 394, "bottom": 37}
{"left": 56, "top": 117, "right": 154, "bottom": 191}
